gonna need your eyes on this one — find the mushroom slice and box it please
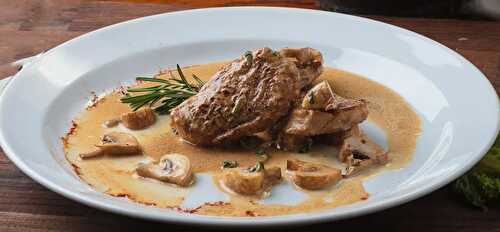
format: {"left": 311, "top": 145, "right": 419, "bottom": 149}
{"left": 78, "top": 149, "right": 103, "bottom": 159}
{"left": 338, "top": 126, "right": 388, "bottom": 177}
{"left": 264, "top": 166, "right": 282, "bottom": 186}
{"left": 102, "top": 118, "right": 121, "bottom": 128}
{"left": 221, "top": 165, "right": 282, "bottom": 196}
{"left": 79, "top": 132, "right": 141, "bottom": 158}
{"left": 283, "top": 104, "right": 368, "bottom": 136}
{"left": 121, "top": 107, "right": 156, "bottom": 130}
{"left": 301, "top": 80, "right": 365, "bottom": 112}
{"left": 96, "top": 132, "right": 141, "bottom": 155}
{"left": 136, "top": 154, "right": 194, "bottom": 187}
{"left": 286, "top": 159, "right": 341, "bottom": 190}
{"left": 222, "top": 168, "right": 265, "bottom": 196}
{"left": 301, "top": 80, "right": 335, "bottom": 110}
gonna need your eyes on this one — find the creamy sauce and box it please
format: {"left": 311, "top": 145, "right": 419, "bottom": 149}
{"left": 63, "top": 62, "right": 421, "bottom": 216}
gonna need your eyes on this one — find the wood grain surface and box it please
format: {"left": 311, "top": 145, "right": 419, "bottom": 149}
{"left": 1, "top": 1, "right": 499, "bottom": 231}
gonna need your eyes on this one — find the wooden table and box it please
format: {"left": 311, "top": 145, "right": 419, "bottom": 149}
{"left": 1, "top": 1, "right": 499, "bottom": 231}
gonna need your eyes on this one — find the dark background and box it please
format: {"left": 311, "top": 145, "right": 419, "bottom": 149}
{"left": 320, "top": 0, "right": 500, "bottom": 20}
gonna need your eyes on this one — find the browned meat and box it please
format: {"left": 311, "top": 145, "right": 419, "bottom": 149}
{"left": 277, "top": 133, "right": 312, "bottom": 152}
{"left": 283, "top": 106, "right": 368, "bottom": 136}
{"left": 170, "top": 47, "right": 323, "bottom": 145}
{"left": 315, "top": 128, "right": 355, "bottom": 146}
{"left": 277, "top": 81, "right": 368, "bottom": 151}
{"left": 339, "top": 126, "right": 388, "bottom": 177}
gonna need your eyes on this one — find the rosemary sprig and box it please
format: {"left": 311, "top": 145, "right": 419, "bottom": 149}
{"left": 120, "top": 64, "right": 204, "bottom": 114}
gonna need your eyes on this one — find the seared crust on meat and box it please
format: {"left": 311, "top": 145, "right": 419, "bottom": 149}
{"left": 283, "top": 102, "right": 368, "bottom": 136}
{"left": 170, "top": 47, "right": 323, "bottom": 145}
{"left": 277, "top": 80, "right": 368, "bottom": 151}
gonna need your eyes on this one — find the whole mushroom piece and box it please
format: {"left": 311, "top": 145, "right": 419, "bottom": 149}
{"left": 222, "top": 168, "right": 265, "bottom": 195}
{"left": 136, "top": 154, "right": 194, "bottom": 187}
{"left": 121, "top": 107, "right": 156, "bottom": 130}
{"left": 102, "top": 118, "right": 121, "bottom": 128}
{"left": 79, "top": 132, "right": 141, "bottom": 158}
{"left": 263, "top": 166, "right": 282, "bottom": 186}
{"left": 221, "top": 164, "right": 282, "bottom": 196}
{"left": 338, "top": 126, "right": 388, "bottom": 177}
{"left": 286, "top": 159, "right": 341, "bottom": 190}
{"left": 301, "top": 80, "right": 367, "bottom": 112}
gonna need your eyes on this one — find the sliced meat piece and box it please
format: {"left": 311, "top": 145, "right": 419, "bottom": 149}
{"left": 283, "top": 103, "right": 368, "bottom": 136}
{"left": 277, "top": 81, "right": 368, "bottom": 151}
{"left": 277, "top": 133, "right": 312, "bottom": 152}
{"left": 339, "top": 126, "right": 388, "bottom": 177}
{"left": 329, "top": 95, "right": 368, "bottom": 112}
{"left": 170, "top": 47, "right": 323, "bottom": 145}
{"left": 253, "top": 130, "right": 274, "bottom": 143}
{"left": 315, "top": 127, "right": 355, "bottom": 146}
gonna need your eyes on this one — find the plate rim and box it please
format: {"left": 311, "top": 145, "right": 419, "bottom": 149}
{"left": 1, "top": 6, "right": 499, "bottom": 226}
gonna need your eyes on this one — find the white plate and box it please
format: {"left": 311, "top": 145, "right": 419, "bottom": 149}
{"left": 0, "top": 7, "right": 498, "bottom": 227}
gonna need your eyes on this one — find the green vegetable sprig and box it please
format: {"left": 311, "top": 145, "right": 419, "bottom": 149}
{"left": 221, "top": 160, "right": 238, "bottom": 169}
{"left": 256, "top": 148, "right": 269, "bottom": 162}
{"left": 248, "top": 161, "right": 264, "bottom": 173}
{"left": 120, "top": 64, "right": 204, "bottom": 114}
{"left": 454, "top": 134, "right": 500, "bottom": 210}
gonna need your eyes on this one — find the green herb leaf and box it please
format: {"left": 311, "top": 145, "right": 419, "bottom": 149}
{"left": 248, "top": 161, "right": 264, "bottom": 173}
{"left": 454, "top": 135, "right": 500, "bottom": 210}
{"left": 231, "top": 97, "right": 245, "bottom": 115}
{"left": 454, "top": 172, "right": 500, "bottom": 210}
{"left": 192, "top": 74, "right": 205, "bottom": 89}
{"left": 308, "top": 91, "right": 315, "bottom": 104}
{"left": 222, "top": 160, "right": 239, "bottom": 169}
{"left": 176, "top": 64, "right": 193, "bottom": 92}
{"left": 239, "top": 136, "right": 261, "bottom": 149}
{"left": 298, "top": 138, "right": 313, "bottom": 153}
{"left": 244, "top": 51, "right": 253, "bottom": 64}
{"left": 256, "top": 148, "right": 269, "bottom": 163}
{"left": 120, "top": 64, "right": 204, "bottom": 114}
